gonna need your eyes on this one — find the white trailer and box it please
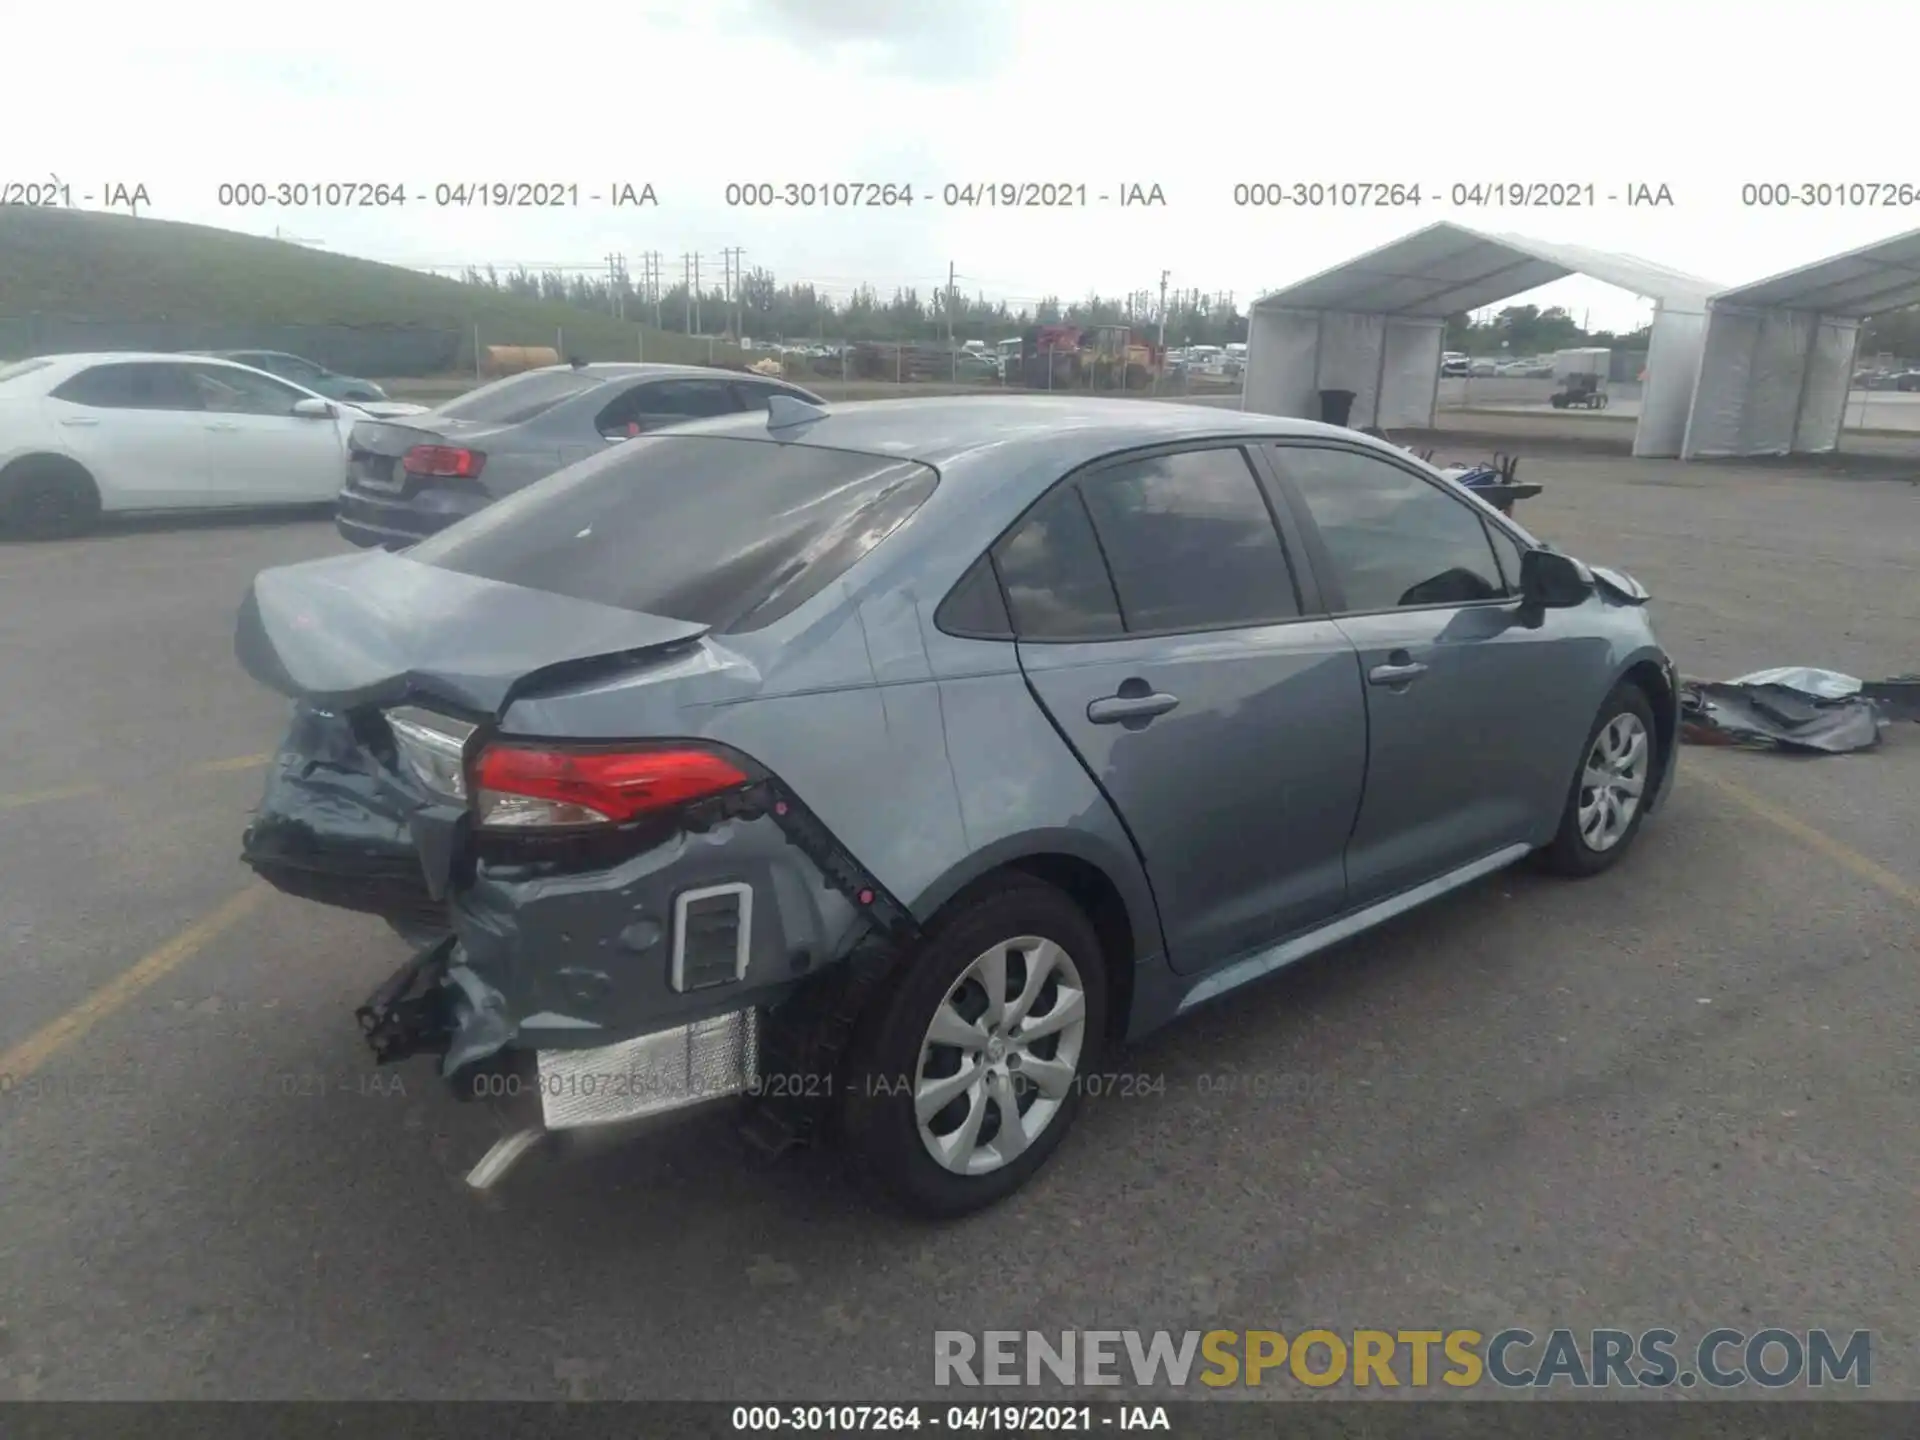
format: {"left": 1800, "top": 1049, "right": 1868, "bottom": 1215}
{"left": 1552, "top": 347, "right": 1612, "bottom": 380}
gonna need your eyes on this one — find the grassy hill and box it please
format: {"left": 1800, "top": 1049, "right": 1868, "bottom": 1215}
{"left": 0, "top": 206, "right": 741, "bottom": 375}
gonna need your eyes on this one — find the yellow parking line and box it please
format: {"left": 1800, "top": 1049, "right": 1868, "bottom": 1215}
{"left": 1690, "top": 767, "right": 1920, "bottom": 910}
{"left": 0, "top": 753, "right": 270, "bottom": 811}
{"left": 0, "top": 781, "right": 104, "bottom": 812}
{"left": 189, "top": 753, "right": 273, "bottom": 774}
{"left": 0, "top": 886, "right": 266, "bottom": 1083}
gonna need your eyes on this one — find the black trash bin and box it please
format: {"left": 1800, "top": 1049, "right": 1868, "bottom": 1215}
{"left": 1318, "top": 388, "right": 1357, "bottom": 426}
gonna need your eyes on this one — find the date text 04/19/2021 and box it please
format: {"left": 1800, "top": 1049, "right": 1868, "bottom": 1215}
{"left": 730, "top": 1404, "right": 1170, "bottom": 1432}
{"left": 720, "top": 182, "right": 1167, "bottom": 208}
{"left": 208, "top": 182, "right": 659, "bottom": 208}
{"left": 1228, "top": 180, "right": 1675, "bottom": 208}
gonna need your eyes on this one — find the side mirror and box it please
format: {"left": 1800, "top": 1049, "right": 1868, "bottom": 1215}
{"left": 291, "top": 397, "right": 337, "bottom": 419}
{"left": 1519, "top": 548, "right": 1594, "bottom": 608}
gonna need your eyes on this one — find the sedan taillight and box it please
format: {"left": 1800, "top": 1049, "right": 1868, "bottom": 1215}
{"left": 402, "top": 444, "right": 486, "bottom": 479}
{"left": 471, "top": 744, "right": 750, "bottom": 829}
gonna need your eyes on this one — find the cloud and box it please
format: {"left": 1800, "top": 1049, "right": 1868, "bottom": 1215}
{"left": 726, "top": 0, "right": 1016, "bottom": 79}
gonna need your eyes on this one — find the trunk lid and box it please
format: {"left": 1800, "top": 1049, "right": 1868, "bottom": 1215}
{"left": 346, "top": 417, "right": 497, "bottom": 496}
{"left": 235, "top": 546, "right": 709, "bottom": 717}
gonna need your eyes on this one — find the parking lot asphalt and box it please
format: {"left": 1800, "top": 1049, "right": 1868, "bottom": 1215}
{"left": 1, "top": 444, "right": 1916, "bottom": 1401}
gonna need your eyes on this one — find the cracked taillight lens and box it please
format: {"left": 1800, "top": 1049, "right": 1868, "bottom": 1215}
{"left": 384, "top": 707, "right": 477, "bottom": 801}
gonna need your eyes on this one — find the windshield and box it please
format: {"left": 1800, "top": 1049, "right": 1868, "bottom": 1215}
{"left": 407, "top": 435, "right": 939, "bottom": 632}
{"left": 0, "top": 358, "right": 54, "bottom": 386}
{"left": 435, "top": 369, "right": 604, "bottom": 424}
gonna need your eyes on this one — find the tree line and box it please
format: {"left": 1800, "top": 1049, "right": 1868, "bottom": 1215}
{"left": 456, "top": 265, "right": 1919, "bottom": 357}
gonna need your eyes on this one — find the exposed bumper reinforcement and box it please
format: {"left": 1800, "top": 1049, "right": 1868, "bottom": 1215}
{"left": 534, "top": 1010, "right": 761, "bottom": 1131}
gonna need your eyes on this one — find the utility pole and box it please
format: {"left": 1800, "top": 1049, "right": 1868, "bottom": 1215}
{"left": 1156, "top": 269, "right": 1170, "bottom": 350}
{"left": 945, "top": 261, "right": 959, "bottom": 381}
{"left": 682, "top": 253, "right": 693, "bottom": 333}
{"left": 693, "top": 253, "right": 703, "bottom": 334}
{"left": 726, "top": 248, "right": 745, "bottom": 340}
{"left": 645, "top": 251, "right": 663, "bottom": 328}
{"left": 606, "top": 253, "right": 624, "bottom": 318}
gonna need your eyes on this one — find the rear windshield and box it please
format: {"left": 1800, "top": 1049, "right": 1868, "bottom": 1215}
{"left": 406, "top": 435, "right": 939, "bottom": 632}
{"left": 435, "top": 369, "right": 604, "bottom": 424}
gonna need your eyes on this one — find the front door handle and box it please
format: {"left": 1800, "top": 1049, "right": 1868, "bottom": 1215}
{"left": 1087, "top": 690, "right": 1180, "bottom": 724}
{"left": 1367, "top": 660, "right": 1429, "bottom": 687}
{"left": 206, "top": 421, "right": 240, "bottom": 432}
{"left": 59, "top": 416, "right": 99, "bottom": 428}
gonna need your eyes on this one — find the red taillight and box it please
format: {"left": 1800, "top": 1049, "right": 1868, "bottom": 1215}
{"left": 401, "top": 444, "right": 486, "bottom": 479}
{"left": 471, "top": 744, "right": 749, "bottom": 828}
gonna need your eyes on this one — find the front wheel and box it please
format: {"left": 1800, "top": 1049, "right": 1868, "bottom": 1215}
{"left": 840, "top": 877, "right": 1108, "bottom": 1217}
{"left": 0, "top": 456, "right": 101, "bottom": 539}
{"left": 1540, "top": 683, "right": 1658, "bottom": 877}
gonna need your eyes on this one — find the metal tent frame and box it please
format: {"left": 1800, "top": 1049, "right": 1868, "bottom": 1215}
{"left": 1241, "top": 221, "right": 1723, "bottom": 457}
{"left": 1680, "top": 227, "right": 1920, "bottom": 458}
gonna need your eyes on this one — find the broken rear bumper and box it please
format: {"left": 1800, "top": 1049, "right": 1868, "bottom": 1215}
{"left": 357, "top": 933, "right": 764, "bottom": 1133}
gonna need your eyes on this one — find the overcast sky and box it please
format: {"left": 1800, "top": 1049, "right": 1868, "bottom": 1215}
{"left": 11, "top": 0, "right": 1915, "bottom": 333}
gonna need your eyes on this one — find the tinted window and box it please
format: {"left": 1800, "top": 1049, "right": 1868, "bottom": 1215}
{"left": 1079, "top": 448, "right": 1299, "bottom": 631}
{"left": 437, "top": 369, "right": 604, "bottom": 424}
{"left": 187, "top": 363, "right": 305, "bottom": 416}
{"left": 1276, "top": 446, "right": 1509, "bottom": 610}
{"left": 639, "top": 380, "right": 740, "bottom": 421}
{"left": 935, "top": 555, "right": 1013, "bottom": 638}
{"left": 407, "top": 436, "right": 938, "bottom": 632}
{"left": 1483, "top": 518, "right": 1527, "bottom": 589}
{"left": 51, "top": 362, "right": 202, "bottom": 411}
{"left": 731, "top": 382, "right": 810, "bottom": 413}
{"left": 993, "top": 485, "right": 1123, "bottom": 640}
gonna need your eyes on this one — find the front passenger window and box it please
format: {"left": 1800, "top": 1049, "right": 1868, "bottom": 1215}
{"left": 1274, "top": 446, "right": 1510, "bottom": 611}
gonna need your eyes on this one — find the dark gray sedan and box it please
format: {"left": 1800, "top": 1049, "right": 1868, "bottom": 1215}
{"left": 333, "top": 361, "right": 827, "bottom": 548}
{"left": 237, "top": 395, "right": 1677, "bottom": 1216}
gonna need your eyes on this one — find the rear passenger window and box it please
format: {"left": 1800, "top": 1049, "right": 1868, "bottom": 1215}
{"left": 1078, "top": 448, "right": 1299, "bottom": 631}
{"left": 993, "top": 486, "right": 1123, "bottom": 640}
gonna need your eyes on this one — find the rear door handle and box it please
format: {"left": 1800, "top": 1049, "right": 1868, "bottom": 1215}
{"left": 59, "top": 416, "right": 99, "bottom": 428}
{"left": 1367, "top": 661, "right": 1428, "bottom": 686}
{"left": 1087, "top": 691, "right": 1180, "bottom": 724}
{"left": 206, "top": 421, "right": 240, "bottom": 432}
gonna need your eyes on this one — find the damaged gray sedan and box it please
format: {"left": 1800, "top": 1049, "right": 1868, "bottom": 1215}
{"left": 235, "top": 394, "right": 1680, "bottom": 1216}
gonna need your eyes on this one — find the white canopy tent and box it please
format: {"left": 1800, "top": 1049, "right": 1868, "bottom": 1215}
{"left": 1242, "top": 221, "right": 1724, "bottom": 457}
{"left": 1680, "top": 228, "right": 1920, "bottom": 458}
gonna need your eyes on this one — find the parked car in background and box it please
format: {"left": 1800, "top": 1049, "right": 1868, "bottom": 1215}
{"left": 1441, "top": 352, "right": 1471, "bottom": 377}
{"left": 1896, "top": 370, "right": 1920, "bottom": 392}
{"left": 1468, "top": 358, "right": 1502, "bottom": 377}
{"left": 194, "top": 350, "right": 391, "bottom": 403}
{"left": 0, "top": 352, "right": 424, "bottom": 538}
{"left": 334, "top": 361, "right": 828, "bottom": 549}
{"left": 236, "top": 395, "right": 1678, "bottom": 1216}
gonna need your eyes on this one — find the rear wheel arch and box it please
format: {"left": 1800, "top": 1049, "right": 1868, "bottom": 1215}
{"left": 909, "top": 840, "right": 1158, "bottom": 1045}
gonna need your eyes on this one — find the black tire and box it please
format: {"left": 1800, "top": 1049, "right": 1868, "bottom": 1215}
{"left": 1540, "top": 681, "right": 1659, "bottom": 878}
{"left": 840, "top": 876, "right": 1108, "bottom": 1218}
{"left": 0, "top": 456, "right": 101, "bottom": 539}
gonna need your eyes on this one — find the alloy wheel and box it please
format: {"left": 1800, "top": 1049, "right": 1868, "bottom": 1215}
{"left": 1578, "top": 711, "right": 1649, "bottom": 852}
{"left": 914, "top": 935, "right": 1089, "bottom": 1176}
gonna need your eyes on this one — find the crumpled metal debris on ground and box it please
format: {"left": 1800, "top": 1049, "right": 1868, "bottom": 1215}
{"left": 1680, "top": 668, "right": 1920, "bottom": 754}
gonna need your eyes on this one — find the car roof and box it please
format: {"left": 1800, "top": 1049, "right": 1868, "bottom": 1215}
{"left": 513, "top": 362, "right": 769, "bottom": 383}
{"left": 35, "top": 351, "right": 260, "bottom": 367}
{"left": 658, "top": 394, "right": 1373, "bottom": 471}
